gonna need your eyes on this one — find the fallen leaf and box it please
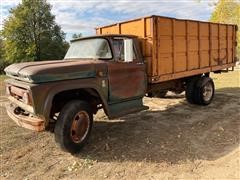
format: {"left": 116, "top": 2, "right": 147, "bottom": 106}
{"left": 219, "top": 126, "right": 224, "bottom": 131}
{"left": 105, "top": 143, "right": 110, "bottom": 151}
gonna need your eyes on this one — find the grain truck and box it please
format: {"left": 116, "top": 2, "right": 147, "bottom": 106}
{"left": 4, "top": 15, "right": 238, "bottom": 153}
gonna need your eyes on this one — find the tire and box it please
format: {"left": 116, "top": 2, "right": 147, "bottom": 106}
{"left": 185, "top": 76, "right": 200, "bottom": 104}
{"left": 194, "top": 77, "right": 215, "bottom": 105}
{"left": 153, "top": 90, "right": 168, "bottom": 98}
{"left": 54, "top": 100, "right": 93, "bottom": 153}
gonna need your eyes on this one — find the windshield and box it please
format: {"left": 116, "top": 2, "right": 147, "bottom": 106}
{"left": 64, "top": 38, "right": 112, "bottom": 59}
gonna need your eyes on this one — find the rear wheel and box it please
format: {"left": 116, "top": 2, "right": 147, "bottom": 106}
{"left": 195, "top": 77, "right": 215, "bottom": 105}
{"left": 54, "top": 100, "right": 93, "bottom": 153}
{"left": 185, "top": 76, "right": 200, "bottom": 104}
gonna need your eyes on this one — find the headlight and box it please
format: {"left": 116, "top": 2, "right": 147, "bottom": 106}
{"left": 19, "top": 73, "right": 30, "bottom": 80}
{"left": 22, "top": 92, "right": 30, "bottom": 104}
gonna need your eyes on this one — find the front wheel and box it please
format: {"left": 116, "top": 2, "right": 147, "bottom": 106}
{"left": 54, "top": 100, "right": 93, "bottom": 153}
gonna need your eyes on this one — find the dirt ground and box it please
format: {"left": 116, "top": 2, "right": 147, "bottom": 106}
{"left": 0, "top": 71, "right": 240, "bottom": 180}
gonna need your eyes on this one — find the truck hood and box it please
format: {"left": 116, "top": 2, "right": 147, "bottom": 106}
{"left": 4, "top": 59, "right": 107, "bottom": 83}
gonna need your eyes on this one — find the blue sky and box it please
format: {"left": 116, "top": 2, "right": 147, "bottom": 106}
{"left": 1, "top": 0, "right": 216, "bottom": 41}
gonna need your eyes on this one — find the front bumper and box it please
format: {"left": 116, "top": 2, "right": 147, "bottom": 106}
{"left": 6, "top": 103, "right": 45, "bottom": 131}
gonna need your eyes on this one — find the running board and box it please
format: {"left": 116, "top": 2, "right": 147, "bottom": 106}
{"left": 108, "top": 98, "right": 148, "bottom": 119}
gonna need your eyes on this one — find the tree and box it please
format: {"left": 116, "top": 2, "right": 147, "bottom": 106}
{"left": 0, "top": 38, "right": 5, "bottom": 73}
{"left": 72, "top": 33, "right": 82, "bottom": 39}
{"left": 210, "top": 0, "right": 240, "bottom": 57}
{"left": 0, "top": 38, "right": 4, "bottom": 60}
{"left": 1, "top": 0, "right": 69, "bottom": 63}
{"left": 0, "top": 39, "right": 9, "bottom": 74}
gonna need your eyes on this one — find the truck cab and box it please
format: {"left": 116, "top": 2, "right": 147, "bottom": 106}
{"left": 5, "top": 35, "right": 148, "bottom": 153}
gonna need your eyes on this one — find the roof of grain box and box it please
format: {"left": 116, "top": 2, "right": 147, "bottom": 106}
{"left": 96, "top": 15, "right": 238, "bottom": 83}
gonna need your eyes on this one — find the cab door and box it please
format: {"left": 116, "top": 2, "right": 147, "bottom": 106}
{"left": 107, "top": 38, "right": 146, "bottom": 103}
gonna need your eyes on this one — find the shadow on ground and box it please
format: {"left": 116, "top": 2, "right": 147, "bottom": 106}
{"left": 76, "top": 87, "right": 240, "bottom": 164}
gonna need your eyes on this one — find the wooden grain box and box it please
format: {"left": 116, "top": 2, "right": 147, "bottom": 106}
{"left": 96, "top": 15, "right": 238, "bottom": 83}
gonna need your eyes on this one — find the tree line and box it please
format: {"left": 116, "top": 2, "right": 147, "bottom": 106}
{"left": 210, "top": 0, "right": 240, "bottom": 60}
{"left": 0, "top": 0, "right": 83, "bottom": 73}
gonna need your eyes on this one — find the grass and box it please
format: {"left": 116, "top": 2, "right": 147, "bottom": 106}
{"left": 0, "top": 75, "right": 7, "bottom": 81}
{"left": 211, "top": 70, "right": 240, "bottom": 89}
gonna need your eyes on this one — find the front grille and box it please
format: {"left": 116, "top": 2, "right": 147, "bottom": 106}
{"left": 8, "top": 85, "right": 27, "bottom": 102}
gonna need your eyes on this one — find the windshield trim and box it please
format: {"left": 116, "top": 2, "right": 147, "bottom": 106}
{"left": 64, "top": 37, "right": 113, "bottom": 60}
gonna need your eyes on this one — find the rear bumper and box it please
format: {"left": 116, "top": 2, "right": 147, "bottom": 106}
{"left": 6, "top": 103, "right": 45, "bottom": 132}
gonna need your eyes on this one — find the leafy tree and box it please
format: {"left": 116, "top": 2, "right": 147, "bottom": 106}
{"left": 0, "top": 38, "right": 8, "bottom": 73}
{"left": 0, "top": 38, "right": 4, "bottom": 60}
{"left": 210, "top": 0, "right": 240, "bottom": 57}
{"left": 72, "top": 33, "right": 82, "bottom": 39}
{"left": 1, "top": 0, "right": 69, "bottom": 63}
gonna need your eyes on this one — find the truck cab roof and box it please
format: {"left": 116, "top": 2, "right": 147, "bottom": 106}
{"left": 70, "top": 34, "right": 137, "bottom": 42}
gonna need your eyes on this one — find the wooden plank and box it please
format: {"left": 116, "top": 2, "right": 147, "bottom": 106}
{"left": 218, "top": 24, "right": 220, "bottom": 65}
{"left": 142, "top": 18, "right": 146, "bottom": 37}
{"left": 152, "top": 16, "right": 158, "bottom": 76}
{"left": 211, "top": 63, "right": 235, "bottom": 71}
{"left": 158, "top": 67, "right": 211, "bottom": 82}
{"left": 172, "top": 19, "right": 176, "bottom": 73}
{"left": 117, "top": 23, "right": 121, "bottom": 34}
{"left": 226, "top": 24, "right": 228, "bottom": 63}
{"left": 186, "top": 21, "right": 189, "bottom": 70}
{"left": 149, "top": 62, "right": 235, "bottom": 83}
{"left": 232, "top": 25, "right": 236, "bottom": 62}
{"left": 198, "top": 22, "right": 201, "bottom": 68}
{"left": 209, "top": 23, "right": 212, "bottom": 66}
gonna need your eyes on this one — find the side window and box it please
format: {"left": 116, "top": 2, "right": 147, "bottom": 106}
{"left": 113, "top": 38, "right": 136, "bottom": 62}
{"left": 113, "top": 39, "right": 124, "bottom": 61}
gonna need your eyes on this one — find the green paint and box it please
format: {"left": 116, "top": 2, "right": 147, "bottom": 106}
{"left": 108, "top": 97, "right": 148, "bottom": 118}
{"left": 23, "top": 70, "right": 96, "bottom": 83}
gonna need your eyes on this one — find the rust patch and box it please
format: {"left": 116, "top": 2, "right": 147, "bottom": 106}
{"left": 6, "top": 103, "right": 45, "bottom": 132}
{"left": 107, "top": 61, "right": 146, "bottom": 102}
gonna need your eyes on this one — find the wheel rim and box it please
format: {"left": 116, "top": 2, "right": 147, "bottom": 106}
{"left": 202, "top": 82, "right": 213, "bottom": 102}
{"left": 70, "top": 111, "right": 90, "bottom": 143}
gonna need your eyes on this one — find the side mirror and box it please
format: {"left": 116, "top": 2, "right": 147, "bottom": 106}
{"left": 124, "top": 39, "right": 133, "bottom": 62}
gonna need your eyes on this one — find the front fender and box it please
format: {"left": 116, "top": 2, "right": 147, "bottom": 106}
{"left": 31, "top": 78, "right": 109, "bottom": 126}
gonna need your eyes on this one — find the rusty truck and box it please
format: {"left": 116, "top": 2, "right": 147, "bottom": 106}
{"left": 4, "top": 15, "right": 238, "bottom": 153}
